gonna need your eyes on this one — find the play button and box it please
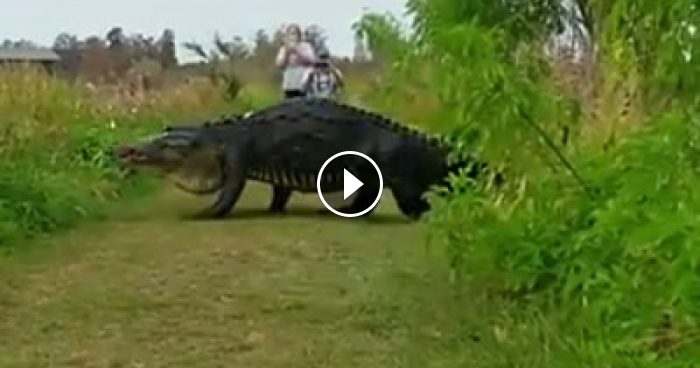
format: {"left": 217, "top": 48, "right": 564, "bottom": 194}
{"left": 343, "top": 169, "right": 363, "bottom": 199}
{"left": 317, "top": 151, "right": 383, "bottom": 218}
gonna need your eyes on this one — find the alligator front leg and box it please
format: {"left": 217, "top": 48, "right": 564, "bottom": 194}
{"left": 193, "top": 153, "right": 248, "bottom": 219}
{"left": 341, "top": 182, "right": 380, "bottom": 217}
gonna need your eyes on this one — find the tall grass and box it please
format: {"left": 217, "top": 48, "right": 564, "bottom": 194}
{"left": 0, "top": 65, "right": 252, "bottom": 251}
{"left": 355, "top": 1, "right": 700, "bottom": 366}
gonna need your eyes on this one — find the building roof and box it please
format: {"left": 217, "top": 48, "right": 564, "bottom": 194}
{"left": 0, "top": 48, "right": 60, "bottom": 62}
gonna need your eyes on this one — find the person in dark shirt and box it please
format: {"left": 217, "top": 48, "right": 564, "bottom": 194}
{"left": 303, "top": 50, "right": 343, "bottom": 100}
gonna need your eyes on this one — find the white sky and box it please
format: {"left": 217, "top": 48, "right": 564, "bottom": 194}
{"left": 0, "top": 0, "right": 408, "bottom": 62}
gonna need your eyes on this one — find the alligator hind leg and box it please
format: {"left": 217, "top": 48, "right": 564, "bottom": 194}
{"left": 317, "top": 163, "right": 381, "bottom": 217}
{"left": 390, "top": 184, "right": 430, "bottom": 220}
{"left": 269, "top": 186, "right": 292, "bottom": 213}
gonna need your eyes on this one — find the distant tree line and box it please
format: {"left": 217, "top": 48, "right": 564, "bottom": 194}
{"left": 0, "top": 23, "right": 377, "bottom": 86}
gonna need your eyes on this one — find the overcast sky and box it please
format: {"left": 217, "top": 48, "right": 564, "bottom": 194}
{"left": 0, "top": 0, "right": 408, "bottom": 62}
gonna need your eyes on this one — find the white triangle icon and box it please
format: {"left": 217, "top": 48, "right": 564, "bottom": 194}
{"left": 343, "top": 169, "right": 364, "bottom": 200}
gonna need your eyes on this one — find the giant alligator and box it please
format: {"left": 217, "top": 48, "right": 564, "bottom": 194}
{"left": 114, "top": 98, "right": 495, "bottom": 219}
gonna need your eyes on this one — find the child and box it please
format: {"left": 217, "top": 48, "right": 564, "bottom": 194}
{"left": 303, "top": 50, "right": 343, "bottom": 100}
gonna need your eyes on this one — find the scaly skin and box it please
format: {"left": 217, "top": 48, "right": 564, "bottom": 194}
{"left": 158, "top": 115, "right": 347, "bottom": 214}
{"left": 115, "top": 98, "right": 493, "bottom": 219}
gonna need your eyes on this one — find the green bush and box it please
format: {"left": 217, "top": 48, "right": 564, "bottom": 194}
{"left": 0, "top": 65, "right": 234, "bottom": 251}
{"left": 357, "top": 0, "right": 700, "bottom": 365}
{"left": 428, "top": 110, "right": 700, "bottom": 363}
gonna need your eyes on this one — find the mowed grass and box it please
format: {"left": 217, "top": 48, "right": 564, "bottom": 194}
{"left": 0, "top": 182, "right": 477, "bottom": 368}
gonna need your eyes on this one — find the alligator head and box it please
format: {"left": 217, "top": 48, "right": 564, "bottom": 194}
{"left": 115, "top": 126, "right": 225, "bottom": 195}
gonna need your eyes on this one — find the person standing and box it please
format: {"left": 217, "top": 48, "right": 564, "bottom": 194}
{"left": 303, "top": 50, "right": 344, "bottom": 100}
{"left": 269, "top": 24, "right": 317, "bottom": 214}
{"left": 275, "top": 24, "right": 317, "bottom": 99}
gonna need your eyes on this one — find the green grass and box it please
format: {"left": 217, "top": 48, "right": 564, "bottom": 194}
{"left": 0, "top": 65, "right": 491, "bottom": 367}
{"left": 0, "top": 183, "right": 474, "bottom": 367}
{"left": 0, "top": 65, "right": 263, "bottom": 250}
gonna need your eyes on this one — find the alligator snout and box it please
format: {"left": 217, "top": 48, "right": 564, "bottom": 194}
{"left": 112, "top": 146, "right": 147, "bottom": 162}
{"left": 113, "top": 146, "right": 135, "bottom": 158}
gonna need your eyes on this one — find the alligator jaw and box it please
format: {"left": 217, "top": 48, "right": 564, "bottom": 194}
{"left": 115, "top": 146, "right": 150, "bottom": 164}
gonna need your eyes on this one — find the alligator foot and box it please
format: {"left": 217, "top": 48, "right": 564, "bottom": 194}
{"left": 391, "top": 184, "right": 429, "bottom": 220}
{"left": 189, "top": 172, "right": 247, "bottom": 220}
{"left": 268, "top": 186, "right": 291, "bottom": 214}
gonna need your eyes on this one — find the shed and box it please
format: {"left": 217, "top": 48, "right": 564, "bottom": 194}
{"left": 0, "top": 48, "right": 61, "bottom": 72}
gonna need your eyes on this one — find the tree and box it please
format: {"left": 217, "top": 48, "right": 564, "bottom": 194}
{"left": 0, "top": 39, "right": 39, "bottom": 49}
{"left": 250, "top": 29, "right": 280, "bottom": 64}
{"left": 213, "top": 33, "right": 250, "bottom": 60}
{"left": 52, "top": 33, "right": 78, "bottom": 50}
{"left": 105, "top": 26, "right": 130, "bottom": 76}
{"left": 157, "top": 28, "right": 178, "bottom": 68}
{"left": 52, "top": 33, "right": 81, "bottom": 78}
{"left": 352, "top": 33, "right": 371, "bottom": 62}
{"left": 352, "top": 12, "right": 408, "bottom": 63}
{"left": 181, "top": 38, "right": 243, "bottom": 101}
{"left": 80, "top": 35, "right": 115, "bottom": 82}
{"left": 105, "top": 27, "right": 126, "bottom": 49}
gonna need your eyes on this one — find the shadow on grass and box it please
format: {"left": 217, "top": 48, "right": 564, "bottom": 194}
{"left": 182, "top": 206, "right": 412, "bottom": 225}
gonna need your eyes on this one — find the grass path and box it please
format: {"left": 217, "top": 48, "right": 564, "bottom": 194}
{"left": 0, "top": 183, "right": 473, "bottom": 367}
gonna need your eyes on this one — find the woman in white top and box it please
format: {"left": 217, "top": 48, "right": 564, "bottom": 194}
{"left": 275, "top": 24, "right": 317, "bottom": 99}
